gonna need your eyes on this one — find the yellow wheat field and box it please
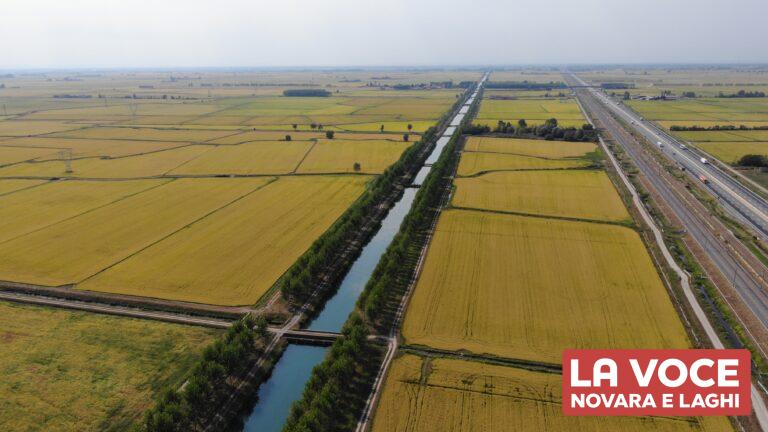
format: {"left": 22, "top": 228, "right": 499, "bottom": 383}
{"left": 171, "top": 141, "right": 312, "bottom": 175}
{"left": 0, "top": 145, "right": 211, "bottom": 178}
{"left": 79, "top": 176, "right": 368, "bottom": 305}
{"left": 464, "top": 136, "right": 596, "bottom": 158}
{"left": 0, "top": 179, "right": 47, "bottom": 196}
{"left": 402, "top": 210, "right": 690, "bottom": 364}
{"left": 296, "top": 139, "right": 411, "bottom": 174}
{"left": 0, "top": 178, "right": 271, "bottom": 287}
{"left": 0, "top": 179, "right": 165, "bottom": 243}
{"left": 51, "top": 126, "right": 237, "bottom": 142}
{"left": 453, "top": 170, "right": 630, "bottom": 222}
{"left": 456, "top": 151, "right": 589, "bottom": 176}
{"left": 371, "top": 354, "right": 732, "bottom": 432}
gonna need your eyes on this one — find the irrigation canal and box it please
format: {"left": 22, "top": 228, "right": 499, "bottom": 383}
{"left": 238, "top": 82, "right": 483, "bottom": 432}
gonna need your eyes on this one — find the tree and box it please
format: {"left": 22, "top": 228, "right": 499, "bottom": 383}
{"left": 623, "top": 91, "right": 630, "bottom": 100}
{"left": 318, "top": 124, "right": 324, "bottom": 130}
{"left": 738, "top": 154, "right": 768, "bottom": 168}
{"left": 310, "top": 123, "right": 318, "bottom": 130}
{"left": 403, "top": 133, "right": 409, "bottom": 142}
{"left": 407, "top": 123, "right": 413, "bottom": 132}
{"left": 292, "top": 124, "right": 298, "bottom": 130}
{"left": 285, "top": 134, "right": 292, "bottom": 141}
{"left": 517, "top": 119, "right": 527, "bottom": 128}
{"left": 380, "top": 124, "right": 384, "bottom": 133}
{"left": 353, "top": 162, "right": 361, "bottom": 172}
{"left": 326, "top": 131, "right": 335, "bottom": 139}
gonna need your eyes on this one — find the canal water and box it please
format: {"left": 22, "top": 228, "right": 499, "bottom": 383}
{"left": 241, "top": 344, "right": 327, "bottom": 432}
{"left": 308, "top": 187, "right": 418, "bottom": 332}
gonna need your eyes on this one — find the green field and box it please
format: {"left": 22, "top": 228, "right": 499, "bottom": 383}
{"left": 0, "top": 300, "right": 218, "bottom": 431}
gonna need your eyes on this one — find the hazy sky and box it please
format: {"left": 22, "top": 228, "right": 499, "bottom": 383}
{"left": 2, "top": 0, "right": 766, "bottom": 69}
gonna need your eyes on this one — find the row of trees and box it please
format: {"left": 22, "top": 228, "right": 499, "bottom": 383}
{"left": 283, "top": 89, "right": 331, "bottom": 97}
{"left": 669, "top": 124, "right": 768, "bottom": 131}
{"left": 463, "top": 118, "right": 597, "bottom": 142}
{"left": 144, "top": 315, "right": 269, "bottom": 432}
{"left": 358, "top": 131, "right": 459, "bottom": 328}
{"left": 282, "top": 315, "right": 372, "bottom": 431}
{"left": 718, "top": 90, "right": 766, "bottom": 98}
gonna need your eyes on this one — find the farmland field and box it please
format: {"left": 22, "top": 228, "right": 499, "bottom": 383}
{"left": 453, "top": 170, "right": 630, "bottom": 222}
{"left": 0, "top": 300, "right": 217, "bottom": 431}
{"left": 401, "top": 210, "right": 688, "bottom": 363}
{"left": 474, "top": 98, "right": 586, "bottom": 128}
{"left": 456, "top": 151, "right": 590, "bottom": 176}
{"left": 464, "top": 136, "right": 597, "bottom": 158}
{"left": 0, "top": 70, "right": 462, "bottom": 306}
{"left": 79, "top": 176, "right": 368, "bottom": 305}
{"left": 371, "top": 354, "right": 731, "bottom": 432}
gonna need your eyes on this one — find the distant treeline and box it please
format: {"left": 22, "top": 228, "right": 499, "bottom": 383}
{"left": 283, "top": 89, "right": 331, "bottom": 97}
{"left": 670, "top": 124, "right": 768, "bottom": 131}
{"left": 485, "top": 80, "right": 567, "bottom": 90}
{"left": 601, "top": 82, "right": 635, "bottom": 89}
{"left": 717, "top": 90, "right": 766, "bottom": 98}
{"left": 53, "top": 94, "right": 92, "bottom": 99}
{"left": 466, "top": 118, "right": 597, "bottom": 142}
{"left": 143, "top": 315, "right": 270, "bottom": 432}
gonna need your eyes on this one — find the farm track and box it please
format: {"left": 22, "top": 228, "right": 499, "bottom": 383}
{"left": 570, "top": 77, "right": 768, "bottom": 430}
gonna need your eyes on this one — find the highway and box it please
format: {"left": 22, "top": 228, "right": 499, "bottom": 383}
{"left": 569, "top": 73, "right": 768, "bottom": 239}
{"left": 568, "top": 74, "right": 768, "bottom": 331}
{"left": 568, "top": 74, "right": 768, "bottom": 429}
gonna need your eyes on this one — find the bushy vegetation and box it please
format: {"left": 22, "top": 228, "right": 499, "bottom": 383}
{"left": 143, "top": 315, "right": 269, "bottom": 432}
{"left": 485, "top": 80, "right": 566, "bottom": 90}
{"left": 282, "top": 314, "right": 377, "bottom": 432}
{"left": 283, "top": 89, "right": 331, "bottom": 97}
{"left": 737, "top": 154, "right": 768, "bottom": 168}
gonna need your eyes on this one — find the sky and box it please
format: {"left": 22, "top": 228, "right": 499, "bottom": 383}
{"left": 1, "top": 0, "right": 766, "bottom": 69}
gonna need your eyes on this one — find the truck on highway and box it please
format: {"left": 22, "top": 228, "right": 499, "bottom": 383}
{"left": 700, "top": 157, "right": 708, "bottom": 164}
{"left": 699, "top": 175, "right": 709, "bottom": 184}
{"left": 680, "top": 143, "right": 687, "bottom": 150}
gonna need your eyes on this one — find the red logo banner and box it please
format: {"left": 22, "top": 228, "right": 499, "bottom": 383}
{"left": 562, "top": 349, "right": 751, "bottom": 416}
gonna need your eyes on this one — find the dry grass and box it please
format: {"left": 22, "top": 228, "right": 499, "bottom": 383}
{"left": 402, "top": 210, "right": 690, "bottom": 364}
{"left": 371, "top": 354, "right": 732, "bottom": 432}
{"left": 0, "top": 179, "right": 47, "bottom": 196}
{"left": 79, "top": 176, "right": 368, "bottom": 305}
{"left": 0, "top": 300, "right": 217, "bottom": 432}
{"left": 453, "top": 170, "right": 630, "bottom": 222}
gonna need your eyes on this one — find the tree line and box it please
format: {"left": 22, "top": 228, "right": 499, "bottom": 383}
{"left": 143, "top": 315, "right": 269, "bottom": 432}
{"left": 670, "top": 124, "right": 768, "bottom": 131}
{"left": 463, "top": 118, "right": 597, "bottom": 142}
{"left": 283, "top": 89, "right": 331, "bottom": 97}
{"left": 718, "top": 90, "right": 766, "bottom": 98}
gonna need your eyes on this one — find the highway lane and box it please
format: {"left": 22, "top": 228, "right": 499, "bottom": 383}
{"left": 571, "top": 79, "right": 768, "bottom": 331}
{"left": 569, "top": 73, "right": 768, "bottom": 239}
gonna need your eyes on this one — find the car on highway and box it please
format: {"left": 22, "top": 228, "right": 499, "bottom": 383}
{"left": 700, "top": 157, "right": 708, "bottom": 164}
{"left": 680, "top": 144, "right": 687, "bottom": 150}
